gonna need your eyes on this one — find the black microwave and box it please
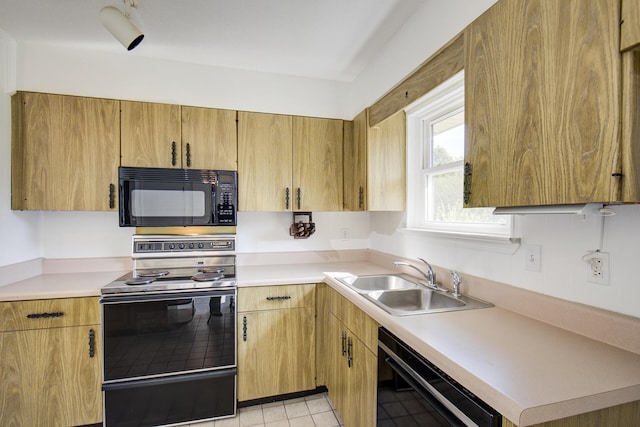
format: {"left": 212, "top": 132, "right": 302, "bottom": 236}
{"left": 118, "top": 167, "right": 237, "bottom": 227}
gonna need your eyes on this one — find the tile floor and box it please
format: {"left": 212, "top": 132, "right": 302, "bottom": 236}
{"left": 188, "top": 393, "right": 343, "bottom": 427}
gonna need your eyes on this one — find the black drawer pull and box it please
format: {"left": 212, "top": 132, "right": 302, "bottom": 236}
{"left": 26, "top": 311, "right": 64, "bottom": 319}
{"left": 266, "top": 296, "right": 292, "bottom": 301}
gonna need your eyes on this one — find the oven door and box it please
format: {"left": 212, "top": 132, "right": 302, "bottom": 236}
{"left": 101, "top": 289, "right": 236, "bottom": 382}
{"left": 102, "top": 369, "right": 236, "bottom": 427}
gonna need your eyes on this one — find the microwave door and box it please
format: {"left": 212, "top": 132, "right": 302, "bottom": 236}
{"left": 121, "top": 180, "right": 212, "bottom": 227}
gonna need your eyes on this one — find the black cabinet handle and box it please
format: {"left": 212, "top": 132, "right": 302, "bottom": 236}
{"left": 171, "top": 141, "right": 177, "bottom": 166}
{"left": 108, "top": 183, "right": 115, "bottom": 209}
{"left": 265, "top": 296, "right": 292, "bottom": 301}
{"left": 26, "top": 312, "right": 64, "bottom": 319}
{"left": 88, "top": 328, "right": 95, "bottom": 358}
{"left": 463, "top": 162, "right": 472, "bottom": 205}
{"left": 341, "top": 331, "right": 346, "bottom": 356}
{"left": 347, "top": 336, "right": 353, "bottom": 368}
{"left": 242, "top": 316, "right": 247, "bottom": 342}
{"left": 186, "top": 143, "right": 191, "bottom": 167}
{"left": 358, "top": 186, "right": 364, "bottom": 210}
{"left": 285, "top": 187, "right": 290, "bottom": 210}
{"left": 296, "top": 187, "right": 301, "bottom": 210}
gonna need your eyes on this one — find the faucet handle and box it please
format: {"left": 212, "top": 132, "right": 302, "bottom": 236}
{"left": 450, "top": 270, "right": 461, "bottom": 298}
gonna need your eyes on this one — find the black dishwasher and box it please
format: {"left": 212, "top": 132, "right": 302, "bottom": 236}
{"left": 377, "top": 327, "right": 501, "bottom": 427}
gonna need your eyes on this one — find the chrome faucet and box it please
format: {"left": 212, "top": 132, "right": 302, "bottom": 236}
{"left": 393, "top": 258, "right": 444, "bottom": 291}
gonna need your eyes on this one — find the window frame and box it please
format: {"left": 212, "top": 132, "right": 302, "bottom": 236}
{"left": 405, "top": 71, "right": 513, "bottom": 238}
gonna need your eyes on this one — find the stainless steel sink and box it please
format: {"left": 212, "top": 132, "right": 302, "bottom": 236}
{"left": 363, "top": 287, "right": 492, "bottom": 315}
{"left": 336, "top": 274, "right": 493, "bottom": 316}
{"left": 337, "top": 274, "right": 420, "bottom": 292}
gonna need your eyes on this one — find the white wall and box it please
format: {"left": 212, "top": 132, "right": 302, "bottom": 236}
{"left": 370, "top": 208, "right": 640, "bottom": 318}
{"left": 0, "top": 32, "right": 41, "bottom": 267}
{"left": 16, "top": 43, "right": 351, "bottom": 119}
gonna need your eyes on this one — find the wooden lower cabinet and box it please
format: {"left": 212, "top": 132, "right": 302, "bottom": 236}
{"left": 318, "top": 285, "right": 378, "bottom": 427}
{"left": 237, "top": 284, "right": 316, "bottom": 402}
{"left": 0, "top": 297, "right": 102, "bottom": 426}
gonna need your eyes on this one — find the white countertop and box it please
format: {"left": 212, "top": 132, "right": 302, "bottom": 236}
{"left": 1, "top": 259, "right": 639, "bottom": 426}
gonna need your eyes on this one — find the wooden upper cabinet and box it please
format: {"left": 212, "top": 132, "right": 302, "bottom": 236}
{"left": 238, "top": 111, "right": 293, "bottom": 211}
{"left": 368, "top": 110, "right": 406, "bottom": 211}
{"left": 343, "top": 111, "right": 367, "bottom": 211}
{"left": 120, "top": 101, "right": 181, "bottom": 168}
{"left": 181, "top": 106, "right": 237, "bottom": 170}
{"left": 121, "top": 101, "right": 237, "bottom": 170}
{"left": 344, "top": 109, "right": 405, "bottom": 211}
{"left": 238, "top": 112, "right": 344, "bottom": 212}
{"left": 621, "top": 0, "right": 640, "bottom": 52}
{"left": 464, "top": 0, "right": 622, "bottom": 208}
{"left": 11, "top": 92, "right": 119, "bottom": 211}
{"left": 293, "top": 116, "right": 343, "bottom": 211}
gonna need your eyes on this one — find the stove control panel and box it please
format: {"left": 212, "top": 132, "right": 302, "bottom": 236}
{"left": 133, "top": 235, "right": 235, "bottom": 256}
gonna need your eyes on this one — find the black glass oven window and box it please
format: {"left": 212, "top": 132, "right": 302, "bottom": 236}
{"left": 103, "top": 295, "right": 235, "bottom": 381}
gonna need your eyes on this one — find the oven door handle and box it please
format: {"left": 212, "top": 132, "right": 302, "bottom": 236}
{"left": 379, "top": 341, "right": 478, "bottom": 427}
{"left": 101, "top": 289, "right": 235, "bottom": 304}
{"left": 102, "top": 368, "right": 237, "bottom": 391}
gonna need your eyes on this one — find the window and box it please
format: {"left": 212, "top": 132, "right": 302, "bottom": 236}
{"left": 406, "top": 72, "right": 511, "bottom": 237}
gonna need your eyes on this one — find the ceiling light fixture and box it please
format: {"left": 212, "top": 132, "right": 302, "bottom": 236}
{"left": 100, "top": 0, "right": 144, "bottom": 51}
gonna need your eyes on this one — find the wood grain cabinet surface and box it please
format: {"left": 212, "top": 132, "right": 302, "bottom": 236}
{"left": 237, "top": 284, "right": 316, "bottom": 402}
{"left": 11, "top": 92, "right": 120, "bottom": 211}
{"left": 238, "top": 111, "right": 344, "bottom": 211}
{"left": 343, "top": 109, "right": 405, "bottom": 211}
{"left": 621, "top": 0, "right": 640, "bottom": 52}
{"left": 464, "top": 0, "right": 625, "bottom": 208}
{"left": 121, "top": 101, "right": 237, "bottom": 170}
{"left": 0, "top": 297, "right": 102, "bottom": 426}
{"left": 317, "top": 285, "right": 377, "bottom": 427}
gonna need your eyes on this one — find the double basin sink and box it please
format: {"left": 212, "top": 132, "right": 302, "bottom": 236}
{"left": 336, "top": 274, "right": 493, "bottom": 316}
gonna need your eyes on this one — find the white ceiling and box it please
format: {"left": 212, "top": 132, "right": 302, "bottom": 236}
{"left": 0, "top": 0, "right": 426, "bottom": 82}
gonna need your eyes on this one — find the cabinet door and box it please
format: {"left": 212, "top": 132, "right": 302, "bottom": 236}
{"left": 621, "top": 0, "right": 640, "bottom": 52}
{"left": 0, "top": 326, "right": 102, "bottom": 426}
{"left": 465, "top": 0, "right": 621, "bottom": 208}
{"left": 293, "top": 116, "right": 344, "bottom": 211}
{"left": 238, "top": 112, "right": 293, "bottom": 211}
{"left": 367, "top": 110, "right": 406, "bottom": 211}
{"left": 237, "top": 307, "right": 316, "bottom": 401}
{"left": 325, "top": 313, "right": 347, "bottom": 423}
{"left": 343, "top": 333, "right": 377, "bottom": 427}
{"left": 343, "top": 110, "right": 367, "bottom": 211}
{"left": 181, "top": 106, "right": 237, "bottom": 170}
{"left": 121, "top": 101, "right": 181, "bottom": 168}
{"left": 12, "top": 92, "right": 119, "bottom": 211}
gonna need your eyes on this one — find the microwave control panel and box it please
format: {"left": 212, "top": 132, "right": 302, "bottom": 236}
{"left": 215, "top": 171, "right": 237, "bottom": 225}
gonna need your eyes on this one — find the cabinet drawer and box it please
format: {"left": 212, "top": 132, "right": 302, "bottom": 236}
{"left": 0, "top": 297, "right": 100, "bottom": 332}
{"left": 238, "top": 284, "right": 315, "bottom": 312}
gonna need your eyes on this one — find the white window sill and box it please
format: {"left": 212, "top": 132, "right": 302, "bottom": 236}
{"left": 400, "top": 227, "right": 521, "bottom": 254}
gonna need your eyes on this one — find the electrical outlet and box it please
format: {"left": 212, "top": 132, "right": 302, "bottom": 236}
{"left": 524, "top": 244, "right": 541, "bottom": 272}
{"left": 587, "top": 252, "right": 610, "bottom": 285}
{"left": 340, "top": 227, "right": 349, "bottom": 240}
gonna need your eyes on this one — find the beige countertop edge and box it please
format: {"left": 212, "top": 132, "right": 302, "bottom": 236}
{"left": 322, "top": 275, "right": 640, "bottom": 426}
{"left": 0, "top": 271, "right": 127, "bottom": 301}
